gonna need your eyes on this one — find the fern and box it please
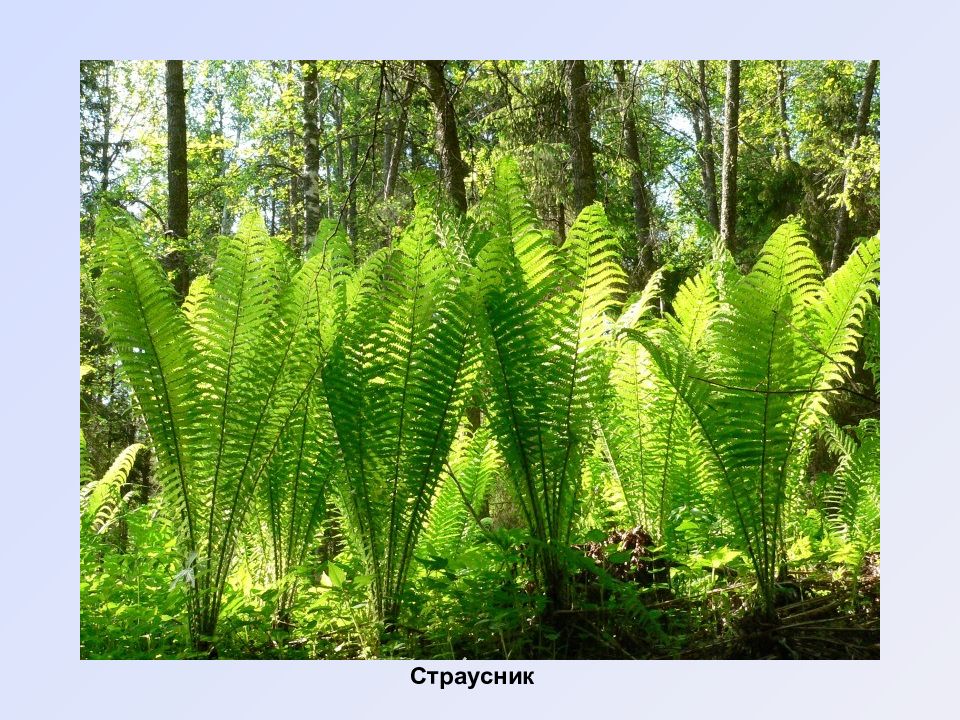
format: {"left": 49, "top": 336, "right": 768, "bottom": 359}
{"left": 420, "top": 424, "right": 500, "bottom": 559}
{"left": 474, "top": 159, "right": 626, "bottom": 606}
{"left": 96, "top": 210, "right": 343, "bottom": 646}
{"left": 635, "top": 225, "right": 879, "bottom": 616}
{"left": 823, "top": 419, "right": 880, "bottom": 575}
{"left": 863, "top": 297, "right": 880, "bottom": 395}
{"left": 80, "top": 442, "right": 145, "bottom": 534}
{"left": 603, "top": 268, "right": 719, "bottom": 545}
{"left": 322, "top": 206, "right": 477, "bottom": 627}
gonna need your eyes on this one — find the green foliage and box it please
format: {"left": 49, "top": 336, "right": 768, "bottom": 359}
{"left": 95, "top": 210, "right": 342, "bottom": 646}
{"left": 863, "top": 298, "right": 880, "bottom": 394}
{"left": 80, "top": 442, "right": 145, "bottom": 534}
{"left": 87, "top": 155, "right": 880, "bottom": 657}
{"left": 322, "top": 206, "right": 477, "bottom": 627}
{"left": 81, "top": 500, "right": 189, "bottom": 659}
{"left": 602, "top": 266, "right": 718, "bottom": 546}
{"left": 473, "top": 159, "right": 627, "bottom": 606}
{"left": 635, "top": 225, "right": 879, "bottom": 616}
{"left": 822, "top": 418, "right": 880, "bottom": 574}
{"left": 420, "top": 423, "right": 500, "bottom": 560}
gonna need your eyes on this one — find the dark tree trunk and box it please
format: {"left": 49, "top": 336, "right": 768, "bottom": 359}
{"left": 776, "top": 60, "right": 792, "bottom": 165}
{"left": 334, "top": 88, "right": 345, "bottom": 202}
{"left": 830, "top": 60, "right": 879, "bottom": 272}
{"left": 99, "top": 63, "right": 112, "bottom": 195}
{"left": 424, "top": 61, "right": 478, "bottom": 428}
{"left": 423, "top": 60, "right": 468, "bottom": 214}
{"left": 696, "top": 60, "right": 721, "bottom": 232}
{"left": 555, "top": 200, "right": 566, "bottom": 244}
{"left": 564, "top": 60, "right": 597, "bottom": 215}
{"left": 348, "top": 132, "right": 359, "bottom": 248}
{"left": 301, "top": 60, "right": 322, "bottom": 253}
{"left": 613, "top": 60, "right": 655, "bottom": 286}
{"left": 719, "top": 60, "right": 741, "bottom": 252}
{"left": 286, "top": 64, "right": 301, "bottom": 245}
{"left": 384, "top": 65, "right": 416, "bottom": 200}
{"left": 164, "top": 60, "right": 190, "bottom": 302}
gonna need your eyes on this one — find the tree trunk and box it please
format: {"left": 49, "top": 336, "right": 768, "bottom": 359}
{"left": 382, "top": 74, "right": 394, "bottom": 188}
{"left": 613, "top": 60, "right": 654, "bottom": 286}
{"left": 284, "top": 62, "right": 301, "bottom": 243}
{"left": 99, "top": 63, "right": 112, "bottom": 195}
{"left": 164, "top": 60, "right": 190, "bottom": 302}
{"left": 564, "top": 60, "right": 597, "bottom": 215}
{"left": 334, "top": 89, "right": 345, "bottom": 202}
{"left": 219, "top": 108, "right": 237, "bottom": 236}
{"left": 776, "top": 60, "right": 792, "bottom": 165}
{"left": 423, "top": 60, "right": 468, "bottom": 214}
{"left": 555, "top": 200, "right": 566, "bottom": 244}
{"left": 384, "top": 65, "right": 416, "bottom": 200}
{"left": 301, "top": 60, "right": 322, "bottom": 253}
{"left": 348, "top": 132, "right": 359, "bottom": 248}
{"left": 423, "top": 61, "right": 479, "bottom": 428}
{"left": 829, "top": 60, "right": 879, "bottom": 272}
{"left": 696, "top": 61, "right": 721, "bottom": 231}
{"left": 719, "top": 60, "right": 741, "bottom": 252}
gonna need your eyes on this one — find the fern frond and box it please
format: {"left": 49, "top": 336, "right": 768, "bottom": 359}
{"left": 809, "top": 235, "right": 880, "bottom": 407}
{"left": 823, "top": 419, "right": 880, "bottom": 572}
{"left": 616, "top": 267, "right": 664, "bottom": 334}
{"left": 606, "top": 268, "right": 719, "bottom": 543}
{"left": 421, "top": 424, "right": 500, "bottom": 558}
{"left": 80, "top": 443, "right": 144, "bottom": 534}
{"left": 475, "top": 161, "right": 626, "bottom": 603}
{"left": 182, "top": 274, "right": 212, "bottom": 337}
{"left": 324, "top": 207, "right": 476, "bottom": 624}
{"left": 95, "top": 210, "right": 203, "bottom": 553}
{"left": 96, "top": 210, "right": 348, "bottom": 644}
{"left": 632, "top": 222, "right": 874, "bottom": 615}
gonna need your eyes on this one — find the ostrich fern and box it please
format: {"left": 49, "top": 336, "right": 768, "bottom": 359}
{"left": 822, "top": 418, "right": 880, "bottom": 576}
{"left": 635, "top": 225, "right": 879, "bottom": 617}
{"left": 601, "top": 267, "right": 719, "bottom": 546}
{"left": 80, "top": 441, "right": 145, "bottom": 535}
{"left": 420, "top": 423, "right": 500, "bottom": 560}
{"left": 322, "top": 206, "right": 477, "bottom": 629}
{"left": 474, "top": 159, "right": 626, "bottom": 608}
{"left": 96, "top": 211, "right": 342, "bottom": 648}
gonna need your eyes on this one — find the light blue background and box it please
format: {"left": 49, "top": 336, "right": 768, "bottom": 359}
{"left": 3, "top": 0, "right": 957, "bottom": 716}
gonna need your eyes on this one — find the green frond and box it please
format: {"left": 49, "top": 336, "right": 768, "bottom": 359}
{"left": 306, "top": 218, "right": 350, "bottom": 260}
{"left": 863, "top": 299, "right": 880, "bottom": 394}
{"left": 820, "top": 416, "right": 858, "bottom": 460}
{"left": 95, "top": 210, "right": 203, "bottom": 553}
{"left": 421, "top": 424, "right": 500, "bottom": 559}
{"left": 632, "top": 222, "right": 867, "bottom": 615}
{"left": 80, "top": 443, "right": 144, "bottom": 534}
{"left": 616, "top": 267, "right": 664, "bottom": 334}
{"left": 95, "top": 209, "right": 348, "bottom": 644}
{"left": 323, "top": 208, "right": 477, "bottom": 624}
{"left": 182, "top": 274, "right": 212, "bottom": 338}
{"left": 475, "top": 168, "right": 627, "bottom": 603}
{"left": 606, "top": 268, "right": 720, "bottom": 542}
{"left": 810, "top": 235, "right": 880, "bottom": 398}
{"left": 824, "top": 419, "right": 880, "bottom": 572}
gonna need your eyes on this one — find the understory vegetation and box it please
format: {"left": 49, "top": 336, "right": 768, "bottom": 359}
{"left": 82, "top": 160, "right": 879, "bottom": 659}
{"left": 81, "top": 60, "right": 880, "bottom": 659}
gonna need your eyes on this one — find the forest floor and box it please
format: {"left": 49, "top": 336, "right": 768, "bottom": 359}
{"left": 665, "top": 558, "right": 880, "bottom": 659}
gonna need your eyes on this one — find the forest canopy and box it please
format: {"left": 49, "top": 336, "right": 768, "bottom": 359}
{"left": 80, "top": 59, "right": 880, "bottom": 660}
